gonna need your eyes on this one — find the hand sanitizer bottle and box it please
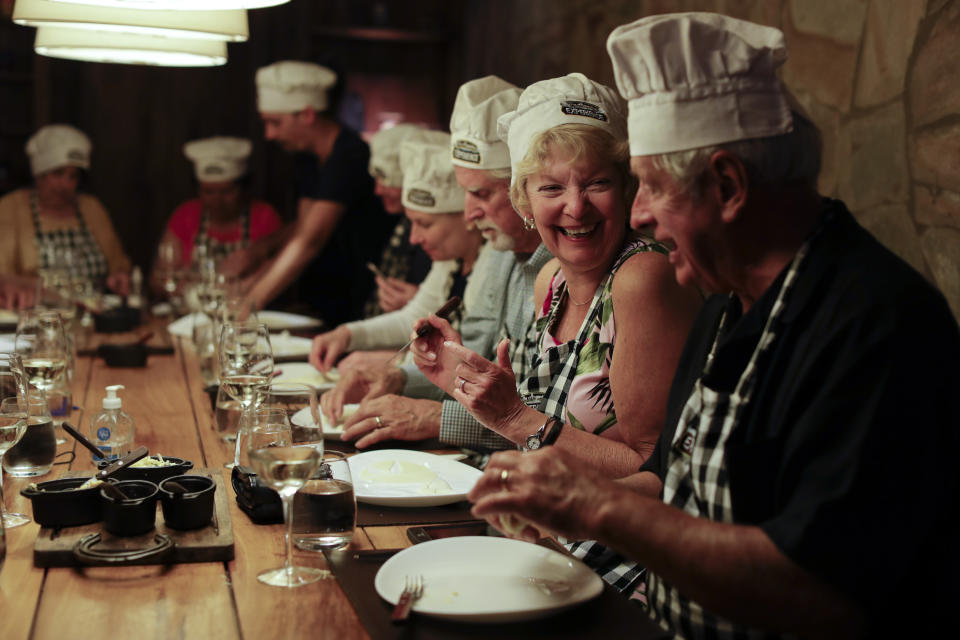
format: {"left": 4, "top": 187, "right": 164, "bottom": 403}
{"left": 90, "top": 384, "right": 135, "bottom": 462}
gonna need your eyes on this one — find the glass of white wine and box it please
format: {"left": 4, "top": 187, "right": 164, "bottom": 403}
{"left": 245, "top": 411, "right": 326, "bottom": 587}
{"left": 14, "top": 310, "right": 69, "bottom": 396}
{"left": 218, "top": 322, "right": 274, "bottom": 410}
{"left": 0, "top": 397, "right": 29, "bottom": 528}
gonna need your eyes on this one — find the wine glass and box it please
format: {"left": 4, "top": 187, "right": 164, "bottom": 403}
{"left": 255, "top": 383, "right": 323, "bottom": 453}
{"left": 0, "top": 397, "right": 29, "bottom": 528}
{"left": 218, "top": 322, "right": 274, "bottom": 410}
{"left": 245, "top": 410, "right": 326, "bottom": 587}
{"left": 14, "top": 310, "right": 69, "bottom": 396}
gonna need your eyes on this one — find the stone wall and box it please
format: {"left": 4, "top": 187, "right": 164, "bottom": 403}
{"left": 465, "top": 0, "right": 960, "bottom": 319}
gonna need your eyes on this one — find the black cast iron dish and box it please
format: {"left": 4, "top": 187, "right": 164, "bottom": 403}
{"left": 99, "top": 479, "right": 159, "bottom": 536}
{"left": 93, "top": 307, "right": 142, "bottom": 333}
{"left": 96, "top": 455, "right": 193, "bottom": 483}
{"left": 97, "top": 343, "right": 148, "bottom": 367}
{"left": 20, "top": 477, "right": 103, "bottom": 527}
{"left": 159, "top": 475, "right": 215, "bottom": 530}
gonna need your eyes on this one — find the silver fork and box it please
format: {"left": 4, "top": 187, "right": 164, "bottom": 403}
{"left": 391, "top": 574, "right": 424, "bottom": 622}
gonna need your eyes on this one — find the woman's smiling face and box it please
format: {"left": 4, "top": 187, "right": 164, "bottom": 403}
{"left": 525, "top": 149, "right": 628, "bottom": 279}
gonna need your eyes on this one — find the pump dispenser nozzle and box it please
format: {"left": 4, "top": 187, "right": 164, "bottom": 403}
{"left": 103, "top": 384, "right": 125, "bottom": 410}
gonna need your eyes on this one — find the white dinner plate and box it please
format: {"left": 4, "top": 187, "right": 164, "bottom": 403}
{"left": 167, "top": 311, "right": 321, "bottom": 338}
{"left": 291, "top": 403, "right": 359, "bottom": 441}
{"left": 347, "top": 449, "right": 482, "bottom": 507}
{"left": 269, "top": 332, "right": 314, "bottom": 359}
{"left": 0, "top": 333, "right": 15, "bottom": 352}
{"left": 167, "top": 312, "right": 207, "bottom": 338}
{"left": 272, "top": 362, "right": 339, "bottom": 390}
{"left": 375, "top": 536, "right": 603, "bottom": 622}
{"left": 257, "top": 310, "right": 322, "bottom": 331}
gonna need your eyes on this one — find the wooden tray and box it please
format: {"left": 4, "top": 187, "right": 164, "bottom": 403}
{"left": 33, "top": 468, "right": 234, "bottom": 567}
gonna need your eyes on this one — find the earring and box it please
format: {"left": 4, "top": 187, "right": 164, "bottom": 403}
{"left": 523, "top": 217, "right": 536, "bottom": 231}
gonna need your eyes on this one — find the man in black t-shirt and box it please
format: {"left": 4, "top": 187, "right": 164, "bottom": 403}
{"left": 245, "top": 60, "right": 392, "bottom": 326}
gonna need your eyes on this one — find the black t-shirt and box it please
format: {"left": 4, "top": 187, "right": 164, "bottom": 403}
{"left": 293, "top": 127, "right": 394, "bottom": 326}
{"left": 643, "top": 199, "right": 960, "bottom": 636}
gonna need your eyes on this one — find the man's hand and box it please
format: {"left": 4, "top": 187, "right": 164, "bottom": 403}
{"left": 106, "top": 271, "right": 131, "bottom": 296}
{"left": 468, "top": 448, "right": 614, "bottom": 543}
{"left": 341, "top": 395, "right": 441, "bottom": 448}
{"left": 319, "top": 366, "right": 406, "bottom": 424}
{"left": 410, "top": 315, "right": 464, "bottom": 393}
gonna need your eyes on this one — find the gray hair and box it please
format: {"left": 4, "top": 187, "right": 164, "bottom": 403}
{"left": 485, "top": 167, "right": 513, "bottom": 182}
{"left": 650, "top": 110, "right": 822, "bottom": 200}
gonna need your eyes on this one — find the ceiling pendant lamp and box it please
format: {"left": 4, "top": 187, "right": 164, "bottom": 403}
{"left": 34, "top": 26, "right": 229, "bottom": 66}
{"left": 47, "top": 0, "right": 287, "bottom": 8}
{"left": 13, "top": 0, "right": 249, "bottom": 41}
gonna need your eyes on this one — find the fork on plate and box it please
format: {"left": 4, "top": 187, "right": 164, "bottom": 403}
{"left": 391, "top": 574, "right": 424, "bottom": 622}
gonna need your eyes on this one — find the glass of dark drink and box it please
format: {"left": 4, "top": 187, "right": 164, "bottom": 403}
{"left": 292, "top": 450, "right": 355, "bottom": 552}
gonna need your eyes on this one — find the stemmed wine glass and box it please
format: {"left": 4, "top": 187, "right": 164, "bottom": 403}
{"left": 0, "top": 396, "right": 29, "bottom": 528}
{"left": 14, "top": 310, "right": 69, "bottom": 397}
{"left": 245, "top": 408, "right": 326, "bottom": 587}
{"left": 220, "top": 322, "right": 273, "bottom": 469}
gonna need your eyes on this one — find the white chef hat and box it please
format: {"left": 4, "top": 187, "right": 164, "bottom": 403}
{"left": 255, "top": 60, "right": 337, "bottom": 113}
{"left": 25, "top": 124, "right": 91, "bottom": 177}
{"left": 497, "top": 73, "right": 627, "bottom": 184}
{"left": 449, "top": 76, "right": 521, "bottom": 170}
{"left": 400, "top": 136, "right": 465, "bottom": 214}
{"left": 607, "top": 12, "right": 793, "bottom": 156}
{"left": 183, "top": 136, "right": 252, "bottom": 183}
{"left": 369, "top": 124, "right": 449, "bottom": 188}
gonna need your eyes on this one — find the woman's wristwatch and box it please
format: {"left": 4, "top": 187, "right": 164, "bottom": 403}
{"left": 524, "top": 417, "right": 564, "bottom": 451}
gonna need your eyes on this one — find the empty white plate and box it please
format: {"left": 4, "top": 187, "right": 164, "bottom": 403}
{"left": 375, "top": 536, "right": 603, "bottom": 622}
{"left": 347, "top": 449, "right": 482, "bottom": 507}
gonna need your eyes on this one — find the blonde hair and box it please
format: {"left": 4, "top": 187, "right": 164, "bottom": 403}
{"left": 509, "top": 124, "right": 634, "bottom": 216}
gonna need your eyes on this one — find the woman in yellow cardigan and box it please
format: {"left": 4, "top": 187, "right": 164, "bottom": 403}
{"left": 0, "top": 124, "right": 131, "bottom": 295}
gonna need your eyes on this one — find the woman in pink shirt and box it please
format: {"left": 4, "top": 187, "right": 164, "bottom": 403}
{"left": 153, "top": 137, "right": 282, "bottom": 289}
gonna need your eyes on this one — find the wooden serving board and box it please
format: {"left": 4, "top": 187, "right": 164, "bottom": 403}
{"left": 33, "top": 468, "right": 234, "bottom": 567}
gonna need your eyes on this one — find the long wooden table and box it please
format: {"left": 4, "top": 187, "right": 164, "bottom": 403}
{"left": 2, "top": 319, "right": 668, "bottom": 640}
{"left": 1, "top": 321, "right": 390, "bottom": 640}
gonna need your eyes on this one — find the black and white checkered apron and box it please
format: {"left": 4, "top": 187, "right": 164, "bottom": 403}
{"left": 196, "top": 208, "right": 250, "bottom": 265}
{"left": 647, "top": 237, "right": 813, "bottom": 639}
{"left": 517, "top": 238, "right": 665, "bottom": 595}
{"left": 30, "top": 191, "right": 109, "bottom": 286}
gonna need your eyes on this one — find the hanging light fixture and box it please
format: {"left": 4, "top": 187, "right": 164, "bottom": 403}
{"left": 47, "top": 0, "right": 287, "bottom": 8}
{"left": 13, "top": 0, "right": 249, "bottom": 41}
{"left": 34, "top": 26, "right": 228, "bottom": 66}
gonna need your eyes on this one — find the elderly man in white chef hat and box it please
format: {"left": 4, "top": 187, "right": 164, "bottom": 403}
{"left": 153, "top": 137, "right": 283, "bottom": 286}
{"left": 242, "top": 60, "right": 394, "bottom": 326}
{"left": 319, "top": 76, "right": 555, "bottom": 456}
{"left": 0, "top": 124, "right": 131, "bottom": 295}
{"left": 466, "top": 12, "right": 960, "bottom": 639}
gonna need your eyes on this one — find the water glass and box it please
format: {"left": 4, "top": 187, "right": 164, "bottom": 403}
{"left": 0, "top": 396, "right": 29, "bottom": 528}
{"left": 293, "top": 450, "right": 355, "bottom": 552}
{"left": 215, "top": 383, "right": 243, "bottom": 443}
{"left": 3, "top": 391, "right": 56, "bottom": 477}
{"left": 254, "top": 383, "right": 322, "bottom": 452}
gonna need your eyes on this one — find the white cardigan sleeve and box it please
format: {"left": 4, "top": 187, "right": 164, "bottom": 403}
{"left": 343, "top": 259, "right": 457, "bottom": 350}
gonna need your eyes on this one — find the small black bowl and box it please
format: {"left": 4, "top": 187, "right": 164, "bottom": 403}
{"left": 100, "top": 479, "right": 158, "bottom": 536}
{"left": 98, "top": 343, "right": 148, "bottom": 367}
{"left": 97, "top": 455, "right": 193, "bottom": 483}
{"left": 159, "top": 475, "right": 215, "bottom": 530}
{"left": 21, "top": 477, "right": 103, "bottom": 527}
{"left": 93, "top": 307, "right": 141, "bottom": 333}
